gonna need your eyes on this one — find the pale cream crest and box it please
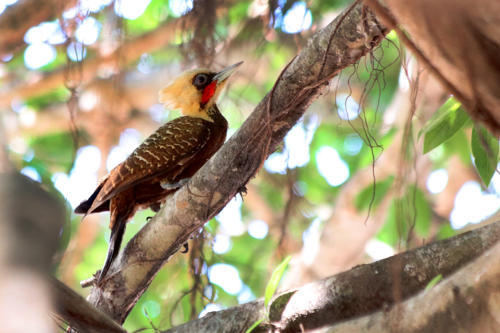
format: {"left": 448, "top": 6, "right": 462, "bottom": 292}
{"left": 159, "top": 69, "right": 214, "bottom": 122}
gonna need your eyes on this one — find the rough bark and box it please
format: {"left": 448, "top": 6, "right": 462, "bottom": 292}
{"left": 364, "top": 0, "right": 500, "bottom": 136}
{"left": 163, "top": 221, "right": 500, "bottom": 332}
{"left": 325, "top": 236, "right": 500, "bottom": 333}
{"left": 87, "top": 1, "right": 388, "bottom": 323}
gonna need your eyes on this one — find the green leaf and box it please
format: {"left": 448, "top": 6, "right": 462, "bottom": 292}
{"left": 376, "top": 184, "right": 431, "bottom": 244}
{"left": 425, "top": 274, "right": 443, "bottom": 291}
{"left": 471, "top": 126, "right": 499, "bottom": 186}
{"left": 264, "top": 255, "right": 292, "bottom": 310}
{"left": 142, "top": 300, "right": 161, "bottom": 319}
{"left": 412, "top": 186, "right": 431, "bottom": 237}
{"left": 29, "top": 132, "right": 75, "bottom": 172}
{"left": 437, "top": 223, "right": 456, "bottom": 240}
{"left": 355, "top": 176, "right": 394, "bottom": 211}
{"left": 25, "top": 87, "right": 70, "bottom": 110}
{"left": 443, "top": 129, "right": 471, "bottom": 164}
{"left": 377, "top": 200, "right": 399, "bottom": 246}
{"left": 245, "top": 318, "right": 265, "bottom": 333}
{"left": 421, "top": 98, "right": 470, "bottom": 153}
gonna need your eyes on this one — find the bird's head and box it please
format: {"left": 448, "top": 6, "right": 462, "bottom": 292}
{"left": 159, "top": 61, "right": 243, "bottom": 121}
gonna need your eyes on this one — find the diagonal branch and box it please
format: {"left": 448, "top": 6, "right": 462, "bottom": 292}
{"left": 87, "top": 1, "right": 388, "bottom": 323}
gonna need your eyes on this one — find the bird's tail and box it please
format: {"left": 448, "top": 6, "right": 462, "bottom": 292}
{"left": 98, "top": 219, "right": 126, "bottom": 282}
{"left": 74, "top": 182, "right": 108, "bottom": 214}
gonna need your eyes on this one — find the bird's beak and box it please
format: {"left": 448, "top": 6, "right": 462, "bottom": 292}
{"left": 213, "top": 61, "right": 243, "bottom": 85}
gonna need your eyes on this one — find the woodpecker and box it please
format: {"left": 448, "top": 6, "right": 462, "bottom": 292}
{"left": 75, "top": 61, "right": 243, "bottom": 282}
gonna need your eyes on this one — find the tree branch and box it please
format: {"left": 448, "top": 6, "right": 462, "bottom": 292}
{"left": 87, "top": 1, "right": 388, "bottom": 323}
{"left": 319, "top": 228, "right": 500, "bottom": 333}
{"left": 0, "top": 0, "right": 76, "bottom": 57}
{"left": 364, "top": 0, "right": 500, "bottom": 136}
{"left": 163, "top": 221, "right": 500, "bottom": 332}
{"left": 50, "top": 277, "right": 126, "bottom": 333}
{"left": 0, "top": 15, "right": 194, "bottom": 108}
{"left": 0, "top": 172, "right": 65, "bottom": 332}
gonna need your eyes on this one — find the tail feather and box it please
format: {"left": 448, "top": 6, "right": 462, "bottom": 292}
{"left": 74, "top": 183, "right": 108, "bottom": 214}
{"left": 98, "top": 220, "right": 126, "bottom": 282}
{"left": 74, "top": 199, "right": 92, "bottom": 214}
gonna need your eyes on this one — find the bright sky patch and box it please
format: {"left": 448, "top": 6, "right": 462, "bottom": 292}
{"left": 316, "top": 146, "right": 350, "bottom": 186}
{"left": 114, "top": 0, "right": 151, "bottom": 20}
{"left": 426, "top": 169, "right": 448, "bottom": 194}
{"left": 208, "top": 263, "right": 243, "bottom": 295}
{"left": 24, "top": 43, "right": 56, "bottom": 69}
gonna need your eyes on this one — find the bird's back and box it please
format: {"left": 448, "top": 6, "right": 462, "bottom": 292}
{"left": 77, "top": 109, "right": 227, "bottom": 217}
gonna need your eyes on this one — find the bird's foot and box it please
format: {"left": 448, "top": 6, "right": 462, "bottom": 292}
{"left": 161, "top": 178, "right": 190, "bottom": 190}
{"left": 238, "top": 184, "right": 248, "bottom": 197}
{"left": 181, "top": 242, "right": 189, "bottom": 253}
{"left": 150, "top": 202, "right": 161, "bottom": 212}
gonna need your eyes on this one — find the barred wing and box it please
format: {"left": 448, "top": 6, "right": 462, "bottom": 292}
{"left": 88, "top": 116, "right": 211, "bottom": 213}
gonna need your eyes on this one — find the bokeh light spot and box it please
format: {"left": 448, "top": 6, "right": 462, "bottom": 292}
{"left": 336, "top": 93, "right": 360, "bottom": 121}
{"left": 199, "top": 303, "right": 222, "bottom": 318}
{"left": 316, "top": 146, "right": 350, "bottom": 186}
{"left": 75, "top": 16, "right": 101, "bottom": 45}
{"left": 344, "top": 134, "right": 363, "bottom": 155}
{"left": 426, "top": 169, "right": 448, "bottom": 194}
{"left": 24, "top": 43, "right": 56, "bottom": 69}
{"left": 278, "top": 1, "right": 312, "bottom": 34}
{"left": 24, "top": 21, "right": 62, "bottom": 44}
{"left": 208, "top": 264, "right": 243, "bottom": 295}
{"left": 216, "top": 196, "right": 245, "bottom": 236}
{"left": 248, "top": 220, "right": 268, "bottom": 239}
{"left": 142, "top": 300, "right": 160, "bottom": 319}
{"left": 67, "top": 42, "right": 87, "bottom": 62}
{"left": 365, "top": 239, "right": 395, "bottom": 260}
{"left": 450, "top": 181, "right": 500, "bottom": 229}
{"left": 114, "top": 0, "right": 151, "bottom": 20}
{"left": 169, "top": 0, "right": 193, "bottom": 17}
{"left": 213, "top": 234, "right": 231, "bottom": 254}
{"left": 0, "top": 0, "right": 17, "bottom": 15}
{"left": 20, "top": 166, "right": 41, "bottom": 182}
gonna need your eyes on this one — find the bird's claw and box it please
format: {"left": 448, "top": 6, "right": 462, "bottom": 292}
{"left": 238, "top": 184, "right": 248, "bottom": 197}
{"left": 181, "top": 242, "right": 189, "bottom": 253}
{"left": 161, "top": 178, "right": 190, "bottom": 190}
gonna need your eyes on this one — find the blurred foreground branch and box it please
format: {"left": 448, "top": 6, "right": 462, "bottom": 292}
{"left": 0, "top": 172, "right": 65, "bottom": 332}
{"left": 50, "top": 278, "right": 126, "bottom": 333}
{"left": 87, "top": 1, "right": 388, "bottom": 323}
{"left": 164, "top": 221, "right": 500, "bottom": 332}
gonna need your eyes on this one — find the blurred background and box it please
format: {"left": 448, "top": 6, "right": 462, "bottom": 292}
{"left": 0, "top": 0, "right": 499, "bottom": 330}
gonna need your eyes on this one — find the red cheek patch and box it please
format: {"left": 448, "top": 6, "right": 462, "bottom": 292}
{"left": 201, "top": 81, "right": 217, "bottom": 104}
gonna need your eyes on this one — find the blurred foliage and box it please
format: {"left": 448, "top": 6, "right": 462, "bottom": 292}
{"left": 420, "top": 97, "right": 470, "bottom": 154}
{"left": 471, "top": 125, "right": 499, "bottom": 186}
{"left": 2, "top": 0, "right": 498, "bottom": 331}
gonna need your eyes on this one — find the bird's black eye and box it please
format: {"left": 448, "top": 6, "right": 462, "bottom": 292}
{"left": 193, "top": 73, "right": 209, "bottom": 89}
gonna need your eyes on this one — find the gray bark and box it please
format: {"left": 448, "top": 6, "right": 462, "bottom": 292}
{"left": 163, "top": 221, "right": 500, "bottom": 333}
